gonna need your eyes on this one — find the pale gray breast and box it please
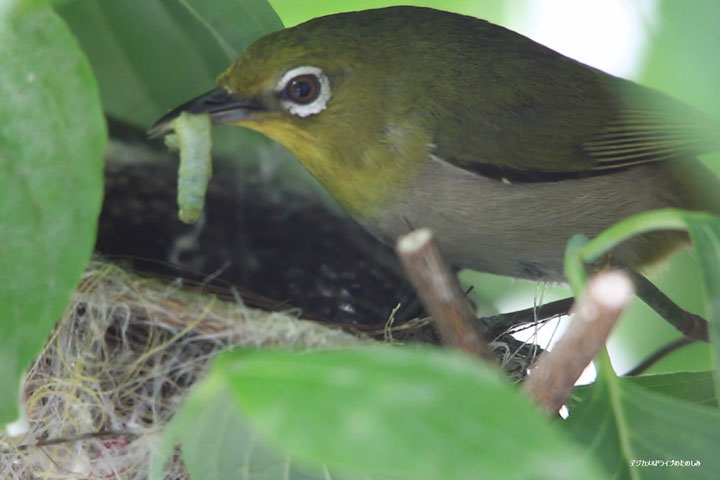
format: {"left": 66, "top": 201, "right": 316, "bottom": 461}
{"left": 358, "top": 155, "right": 713, "bottom": 281}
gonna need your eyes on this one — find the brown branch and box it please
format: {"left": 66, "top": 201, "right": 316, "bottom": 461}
{"left": 623, "top": 337, "right": 695, "bottom": 377}
{"left": 484, "top": 297, "right": 575, "bottom": 339}
{"left": 485, "top": 257, "right": 708, "bottom": 347}
{"left": 396, "top": 229, "right": 495, "bottom": 361}
{"left": 613, "top": 260, "right": 709, "bottom": 342}
{"left": 523, "top": 270, "right": 634, "bottom": 413}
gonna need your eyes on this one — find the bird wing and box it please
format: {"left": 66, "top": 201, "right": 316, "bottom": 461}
{"left": 428, "top": 41, "right": 718, "bottom": 180}
{"left": 579, "top": 106, "right": 717, "bottom": 170}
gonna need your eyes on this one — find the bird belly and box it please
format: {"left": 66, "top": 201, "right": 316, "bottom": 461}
{"left": 357, "top": 156, "right": 718, "bottom": 282}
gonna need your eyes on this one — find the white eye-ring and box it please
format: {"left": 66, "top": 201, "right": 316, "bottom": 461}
{"left": 276, "top": 66, "right": 331, "bottom": 118}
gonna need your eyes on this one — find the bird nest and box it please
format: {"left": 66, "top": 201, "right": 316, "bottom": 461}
{"left": 1, "top": 260, "right": 538, "bottom": 479}
{"left": 1, "top": 261, "right": 363, "bottom": 480}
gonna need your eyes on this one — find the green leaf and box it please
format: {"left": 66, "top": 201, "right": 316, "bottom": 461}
{"left": 151, "top": 378, "right": 360, "bottom": 480}
{"left": 563, "top": 209, "right": 720, "bottom": 384}
{"left": 628, "top": 371, "right": 718, "bottom": 408}
{"left": 563, "top": 209, "right": 688, "bottom": 294}
{"left": 563, "top": 233, "right": 590, "bottom": 294}
{"left": 684, "top": 216, "right": 720, "bottom": 384}
{"left": 211, "top": 347, "right": 603, "bottom": 480}
{"left": 56, "top": 0, "right": 283, "bottom": 127}
{"left": 567, "top": 359, "right": 720, "bottom": 478}
{"left": 562, "top": 209, "right": 720, "bottom": 477}
{"left": 0, "top": 4, "right": 105, "bottom": 423}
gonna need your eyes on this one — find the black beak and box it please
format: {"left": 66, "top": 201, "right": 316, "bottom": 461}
{"left": 147, "top": 87, "right": 264, "bottom": 138}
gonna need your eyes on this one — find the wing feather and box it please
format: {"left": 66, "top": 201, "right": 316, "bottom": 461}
{"left": 426, "top": 21, "right": 719, "bottom": 178}
{"left": 581, "top": 108, "right": 717, "bottom": 170}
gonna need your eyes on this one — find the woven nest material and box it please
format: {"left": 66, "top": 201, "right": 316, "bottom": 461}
{"left": 1, "top": 261, "right": 364, "bottom": 480}
{"left": 1, "top": 260, "right": 540, "bottom": 479}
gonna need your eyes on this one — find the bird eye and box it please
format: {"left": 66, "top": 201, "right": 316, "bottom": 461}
{"left": 276, "top": 66, "right": 330, "bottom": 117}
{"left": 285, "top": 74, "right": 321, "bottom": 104}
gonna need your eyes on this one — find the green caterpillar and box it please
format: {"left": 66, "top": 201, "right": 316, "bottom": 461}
{"left": 165, "top": 112, "right": 212, "bottom": 224}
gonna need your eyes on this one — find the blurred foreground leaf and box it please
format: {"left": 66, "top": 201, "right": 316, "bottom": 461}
{"left": 684, "top": 216, "right": 720, "bottom": 359}
{"left": 0, "top": 2, "right": 105, "bottom": 423}
{"left": 564, "top": 209, "right": 720, "bottom": 381}
{"left": 152, "top": 383, "right": 358, "bottom": 480}
{"left": 171, "top": 347, "right": 603, "bottom": 480}
{"left": 568, "top": 365, "right": 720, "bottom": 478}
{"left": 56, "top": 0, "right": 283, "bottom": 127}
{"left": 628, "top": 371, "right": 718, "bottom": 408}
{"left": 562, "top": 208, "right": 720, "bottom": 478}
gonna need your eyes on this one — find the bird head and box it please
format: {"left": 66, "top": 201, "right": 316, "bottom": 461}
{"left": 149, "top": 8, "right": 465, "bottom": 215}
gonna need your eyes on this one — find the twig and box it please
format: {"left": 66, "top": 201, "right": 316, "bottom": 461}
{"left": 396, "top": 229, "right": 495, "bottom": 361}
{"left": 623, "top": 337, "right": 695, "bottom": 377}
{"left": 612, "top": 260, "right": 709, "bottom": 342}
{"left": 523, "top": 270, "right": 634, "bottom": 413}
{"left": 483, "top": 297, "right": 575, "bottom": 339}
{"left": 485, "top": 257, "right": 709, "bottom": 344}
{"left": 1, "top": 429, "right": 148, "bottom": 454}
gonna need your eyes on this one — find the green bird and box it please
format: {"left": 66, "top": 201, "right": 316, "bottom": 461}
{"left": 151, "top": 6, "right": 720, "bottom": 282}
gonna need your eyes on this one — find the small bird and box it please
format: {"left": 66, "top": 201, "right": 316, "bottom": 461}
{"left": 151, "top": 6, "right": 720, "bottom": 282}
